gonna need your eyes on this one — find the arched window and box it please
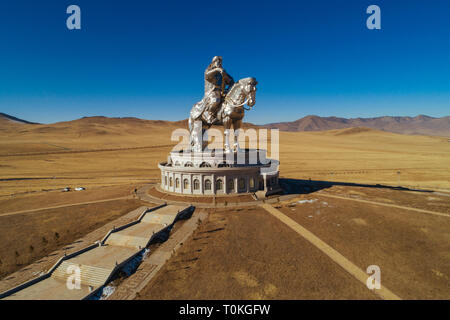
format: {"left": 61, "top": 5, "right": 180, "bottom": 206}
{"left": 239, "top": 178, "right": 246, "bottom": 190}
{"left": 169, "top": 177, "right": 173, "bottom": 187}
{"left": 250, "top": 178, "right": 255, "bottom": 189}
{"left": 204, "top": 179, "right": 211, "bottom": 190}
{"left": 216, "top": 179, "right": 223, "bottom": 190}
{"left": 193, "top": 179, "right": 200, "bottom": 190}
{"left": 183, "top": 179, "right": 189, "bottom": 189}
{"left": 176, "top": 178, "right": 180, "bottom": 188}
{"left": 200, "top": 162, "right": 211, "bottom": 168}
{"left": 184, "top": 162, "right": 193, "bottom": 167}
{"left": 228, "top": 179, "right": 234, "bottom": 191}
{"left": 218, "top": 162, "right": 230, "bottom": 168}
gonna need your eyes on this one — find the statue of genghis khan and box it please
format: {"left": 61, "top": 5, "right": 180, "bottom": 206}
{"left": 202, "top": 56, "right": 235, "bottom": 124}
{"left": 189, "top": 56, "right": 257, "bottom": 153}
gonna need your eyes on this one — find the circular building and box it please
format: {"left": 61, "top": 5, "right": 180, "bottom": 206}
{"left": 158, "top": 149, "right": 280, "bottom": 196}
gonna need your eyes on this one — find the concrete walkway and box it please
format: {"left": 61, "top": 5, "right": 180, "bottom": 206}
{"left": 137, "top": 184, "right": 286, "bottom": 209}
{"left": 1, "top": 204, "right": 191, "bottom": 300}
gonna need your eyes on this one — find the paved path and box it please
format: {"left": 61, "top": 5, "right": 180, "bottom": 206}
{"left": 0, "top": 196, "right": 133, "bottom": 217}
{"left": 136, "top": 184, "right": 286, "bottom": 208}
{"left": 318, "top": 192, "right": 450, "bottom": 218}
{"left": 260, "top": 203, "right": 401, "bottom": 300}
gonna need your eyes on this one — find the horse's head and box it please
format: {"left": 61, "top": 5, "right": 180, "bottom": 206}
{"left": 239, "top": 77, "right": 258, "bottom": 107}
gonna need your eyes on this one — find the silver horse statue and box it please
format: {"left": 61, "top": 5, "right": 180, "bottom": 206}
{"left": 189, "top": 77, "right": 257, "bottom": 153}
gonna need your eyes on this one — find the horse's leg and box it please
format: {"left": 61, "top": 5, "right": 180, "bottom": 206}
{"left": 192, "top": 120, "right": 203, "bottom": 152}
{"left": 233, "top": 119, "right": 243, "bottom": 152}
{"left": 223, "top": 116, "right": 232, "bottom": 153}
{"left": 189, "top": 116, "right": 194, "bottom": 148}
{"left": 202, "top": 123, "right": 209, "bottom": 151}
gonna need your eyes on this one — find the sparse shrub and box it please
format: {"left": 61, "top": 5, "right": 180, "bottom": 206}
{"left": 42, "top": 236, "right": 48, "bottom": 245}
{"left": 29, "top": 245, "right": 34, "bottom": 253}
{"left": 15, "top": 251, "right": 20, "bottom": 258}
{"left": 54, "top": 232, "right": 60, "bottom": 240}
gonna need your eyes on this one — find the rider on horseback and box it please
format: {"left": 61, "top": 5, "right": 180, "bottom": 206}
{"left": 203, "top": 56, "right": 234, "bottom": 124}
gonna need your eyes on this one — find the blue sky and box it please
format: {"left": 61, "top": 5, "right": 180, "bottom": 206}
{"left": 0, "top": 0, "right": 449, "bottom": 124}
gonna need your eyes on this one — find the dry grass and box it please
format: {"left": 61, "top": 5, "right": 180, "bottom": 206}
{"left": 137, "top": 207, "right": 377, "bottom": 299}
{"left": 1, "top": 118, "right": 449, "bottom": 198}
{"left": 277, "top": 129, "right": 450, "bottom": 190}
{"left": 276, "top": 187, "right": 450, "bottom": 299}
{"left": 0, "top": 117, "right": 449, "bottom": 298}
{"left": 0, "top": 184, "right": 139, "bottom": 214}
{"left": 138, "top": 186, "right": 450, "bottom": 299}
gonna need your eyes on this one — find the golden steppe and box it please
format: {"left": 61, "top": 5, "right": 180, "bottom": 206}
{"left": 1, "top": 117, "right": 449, "bottom": 198}
{"left": 0, "top": 116, "right": 449, "bottom": 299}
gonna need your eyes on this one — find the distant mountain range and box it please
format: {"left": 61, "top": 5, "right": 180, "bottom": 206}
{"left": 0, "top": 112, "right": 39, "bottom": 124}
{"left": 263, "top": 115, "right": 450, "bottom": 137}
{"left": 1, "top": 113, "right": 449, "bottom": 137}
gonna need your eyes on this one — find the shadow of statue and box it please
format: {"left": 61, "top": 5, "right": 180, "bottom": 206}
{"left": 279, "top": 178, "right": 434, "bottom": 196}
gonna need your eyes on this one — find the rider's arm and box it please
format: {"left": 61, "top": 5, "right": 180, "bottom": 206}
{"left": 224, "top": 71, "right": 235, "bottom": 86}
{"left": 205, "top": 68, "right": 221, "bottom": 82}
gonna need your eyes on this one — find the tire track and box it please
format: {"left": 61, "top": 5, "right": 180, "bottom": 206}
{"left": 0, "top": 196, "right": 133, "bottom": 217}
{"left": 318, "top": 193, "right": 450, "bottom": 218}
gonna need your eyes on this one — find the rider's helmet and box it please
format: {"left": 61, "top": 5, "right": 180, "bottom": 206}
{"left": 212, "top": 56, "right": 223, "bottom": 66}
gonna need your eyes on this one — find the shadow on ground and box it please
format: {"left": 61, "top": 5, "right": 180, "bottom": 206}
{"left": 279, "top": 178, "right": 434, "bottom": 196}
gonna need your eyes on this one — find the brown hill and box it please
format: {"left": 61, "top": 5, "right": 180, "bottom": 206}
{"left": 264, "top": 115, "right": 450, "bottom": 137}
{"left": 0, "top": 115, "right": 189, "bottom": 136}
{"left": 0, "top": 115, "right": 194, "bottom": 154}
{"left": 2, "top": 113, "right": 449, "bottom": 138}
{"left": 0, "top": 113, "right": 39, "bottom": 125}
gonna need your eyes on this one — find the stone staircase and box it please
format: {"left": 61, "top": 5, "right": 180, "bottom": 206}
{"left": 141, "top": 213, "right": 176, "bottom": 225}
{"left": 0, "top": 204, "right": 194, "bottom": 300}
{"left": 52, "top": 261, "right": 112, "bottom": 288}
{"left": 105, "top": 233, "right": 150, "bottom": 249}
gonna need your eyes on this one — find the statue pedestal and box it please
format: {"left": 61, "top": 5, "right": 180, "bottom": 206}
{"left": 158, "top": 149, "right": 280, "bottom": 197}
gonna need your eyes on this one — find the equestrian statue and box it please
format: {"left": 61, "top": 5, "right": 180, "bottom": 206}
{"left": 189, "top": 56, "right": 257, "bottom": 153}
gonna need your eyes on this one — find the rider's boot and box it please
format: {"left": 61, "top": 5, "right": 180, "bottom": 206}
{"left": 205, "top": 112, "right": 216, "bottom": 125}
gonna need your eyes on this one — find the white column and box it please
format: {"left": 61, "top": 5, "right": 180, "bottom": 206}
{"left": 223, "top": 175, "right": 227, "bottom": 194}
{"left": 181, "top": 175, "right": 184, "bottom": 194}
